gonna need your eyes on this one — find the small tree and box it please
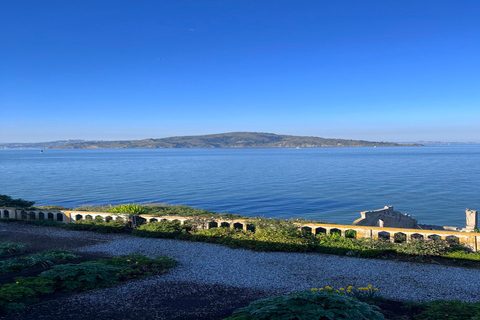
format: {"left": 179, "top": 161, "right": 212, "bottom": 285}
{"left": 108, "top": 204, "right": 147, "bottom": 227}
{"left": 0, "top": 195, "right": 35, "bottom": 208}
{"left": 108, "top": 204, "right": 147, "bottom": 215}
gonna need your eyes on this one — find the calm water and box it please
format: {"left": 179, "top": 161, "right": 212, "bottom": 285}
{"left": 1, "top": 146, "right": 479, "bottom": 227}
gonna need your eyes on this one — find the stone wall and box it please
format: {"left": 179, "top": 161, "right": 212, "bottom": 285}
{"left": 352, "top": 206, "right": 419, "bottom": 228}
{"left": 2, "top": 206, "right": 480, "bottom": 251}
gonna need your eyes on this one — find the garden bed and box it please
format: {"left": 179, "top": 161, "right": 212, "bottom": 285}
{"left": 1, "top": 222, "right": 480, "bottom": 319}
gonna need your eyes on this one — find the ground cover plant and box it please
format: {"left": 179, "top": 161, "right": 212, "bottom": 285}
{"left": 0, "top": 242, "right": 26, "bottom": 257}
{"left": 225, "top": 288, "right": 386, "bottom": 320}
{"left": 414, "top": 300, "right": 480, "bottom": 320}
{"left": 66, "top": 219, "right": 132, "bottom": 233}
{"left": 0, "top": 277, "right": 55, "bottom": 315}
{"left": 0, "top": 250, "right": 78, "bottom": 274}
{"left": 225, "top": 285, "right": 480, "bottom": 320}
{"left": 0, "top": 254, "right": 177, "bottom": 315}
{"left": 132, "top": 220, "right": 184, "bottom": 238}
{"left": 40, "top": 263, "right": 122, "bottom": 291}
{"left": 91, "top": 254, "right": 178, "bottom": 281}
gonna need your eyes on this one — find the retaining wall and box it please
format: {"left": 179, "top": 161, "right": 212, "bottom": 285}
{"left": 1, "top": 207, "right": 479, "bottom": 251}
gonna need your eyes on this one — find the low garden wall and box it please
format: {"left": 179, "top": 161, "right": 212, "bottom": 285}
{"left": 1, "top": 207, "right": 479, "bottom": 251}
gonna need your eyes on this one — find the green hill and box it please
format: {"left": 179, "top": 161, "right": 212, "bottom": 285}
{"left": 25, "top": 132, "right": 418, "bottom": 149}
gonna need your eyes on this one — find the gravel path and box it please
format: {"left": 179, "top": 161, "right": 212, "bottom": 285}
{"left": 2, "top": 223, "right": 480, "bottom": 319}
{"left": 76, "top": 235, "right": 480, "bottom": 302}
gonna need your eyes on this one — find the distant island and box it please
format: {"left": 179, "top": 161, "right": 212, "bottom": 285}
{"left": 1, "top": 132, "right": 421, "bottom": 149}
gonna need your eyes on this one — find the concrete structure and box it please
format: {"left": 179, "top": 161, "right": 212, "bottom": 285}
{"left": 1, "top": 206, "right": 480, "bottom": 251}
{"left": 352, "top": 206, "right": 418, "bottom": 228}
{"left": 465, "top": 209, "right": 478, "bottom": 231}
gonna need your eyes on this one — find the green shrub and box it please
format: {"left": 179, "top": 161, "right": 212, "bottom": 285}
{"left": 355, "top": 249, "right": 386, "bottom": 258}
{"left": 93, "top": 255, "right": 177, "bottom": 280}
{"left": 0, "top": 254, "right": 176, "bottom": 315}
{"left": 226, "top": 290, "right": 386, "bottom": 320}
{"left": 65, "top": 222, "right": 94, "bottom": 231}
{"left": 250, "top": 218, "right": 302, "bottom": 237}
{"left": 39, "top": 263, "right": 121, "bottom": 291}
{"left": 442, "top": 251, "right": 480, "bottom": 261}
{"left": 2, "top": 302, "right": 27, "bottom": 314}
{"left": 66, "top": 220, "right": 131, "bottom": 234}
{"left": 415, "top": 300, "right": 480, "bottom": 320}
{"left": 132, "top": 220, "right": 183, "bottom": 238}
{"left": 0, "top": 250, "right": 78, "bottom": 274}
{"left": 12, "top": 277, "right": 55, "bottom": 295}
{"left": 396, "top": 239, "right": 460, "bottom": 256}
{"left": 0, "top": 277, "right": 55, "bottom": 314}
{"left": 0, "top": 195, "right": 35, "bottom": 208}
{"left": 189, "top": 227, "right": 314, "bottom": 252}
{"left": 192, "top": 227, "right": 243, "bottom": 237}
{"left": 24, "top": 219, "right": 65, "bottom": 227}
{"left": 108, "top": 204, "right": 147, "bottom": 215}
{"left": 0, "top": 242, "right": 26, "bottom": 257}
{"left": 0, "top": 284, "right": 36, "bottom": 306}
{"left": 0, "top": 284, "right": 36, "bottom": 314}
{"left": 249, "top": 228, "right": 314, "bottom": 252}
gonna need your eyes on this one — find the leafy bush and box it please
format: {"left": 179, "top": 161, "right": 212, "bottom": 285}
{"left": 0, "top": 284, "right": 36, "bottom": 305}
{"left": 0, "top": 254, "right": 177, "bottom": 315}
{"left": 396, "top": 239, "right": 459, "bottom": 256}
{"left": 442, "top": 251, "right": 480, "bottom": 261}
{"left": 250, "top": 218, "right": 302, "bottom": 237}
{"left": 0, "top": 242, "right": 26, "bottom": 257}
{"left": 0, "top": 284, "right": 35, "bottom": 314}
{"left": 226, "top": 290, "right": 385, "bottom": 320}
{"left": 66, "top": 220, "right": 131, "bottom": 234}
{"left": 24, "top": 219, "right": 65, "bottom": 227}
{"left": 189, "top": 227, "right": 314, "bottom": 252}
{"left": 0, "top": 277, "right": 54, "bottom": 315}
{"left": 415, "top": 300, "right": 480, "bottom": 320}
{"left": 132, "top": 220, "right": 184, "bottom": 238}
{"left": 12, "top": 277, "right": 55, "bottom": 295}
{"left": 93, "top": 255, "right": 177, "bottom": 280}
{"left": 249, "top": 228, "right": 314, "bottom": 252}
{"left": 108, "top": 204, "right": 147, "bottom": 215}
{"left": 0, "top": 195, "right": 35, "bottom": 208}
{"left": 190, "top": 227, "right": 245, "bottom": 239}
{"left": 0, "top": 250, "right": 78, "bottom": 274}
{"left": 39, "top": 263, "right": 121, "bottom": 291}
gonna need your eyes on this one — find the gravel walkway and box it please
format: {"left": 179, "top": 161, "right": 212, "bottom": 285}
{"left": 2, "top": 224, "right": 480, "bottom": 319}
{"left": 75, "top": 235, "right": 480, "bottom": 302}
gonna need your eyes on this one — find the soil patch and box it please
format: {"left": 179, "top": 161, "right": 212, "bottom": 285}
{"left": 1, "top": 281, "right": 270, "bottom": 320}
{"left": 0, "top": 229, "right": 105, "bottom": 255}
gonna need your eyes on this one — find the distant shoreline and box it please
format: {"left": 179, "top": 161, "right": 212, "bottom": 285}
{"left": 0, "top": 131, "right": 421, "bottom": 149}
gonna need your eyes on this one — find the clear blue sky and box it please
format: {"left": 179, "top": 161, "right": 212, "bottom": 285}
{"left": 1, "top": 0, "right": 479, "bottom": 143}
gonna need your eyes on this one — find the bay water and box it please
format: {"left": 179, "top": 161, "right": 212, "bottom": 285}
{"left": 1, "top": 145, "right": 479, "bottom": 227}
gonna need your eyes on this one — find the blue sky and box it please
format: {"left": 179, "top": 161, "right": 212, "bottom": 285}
{"left": 1, "top": 0, "right": 479, "bottom": 143}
